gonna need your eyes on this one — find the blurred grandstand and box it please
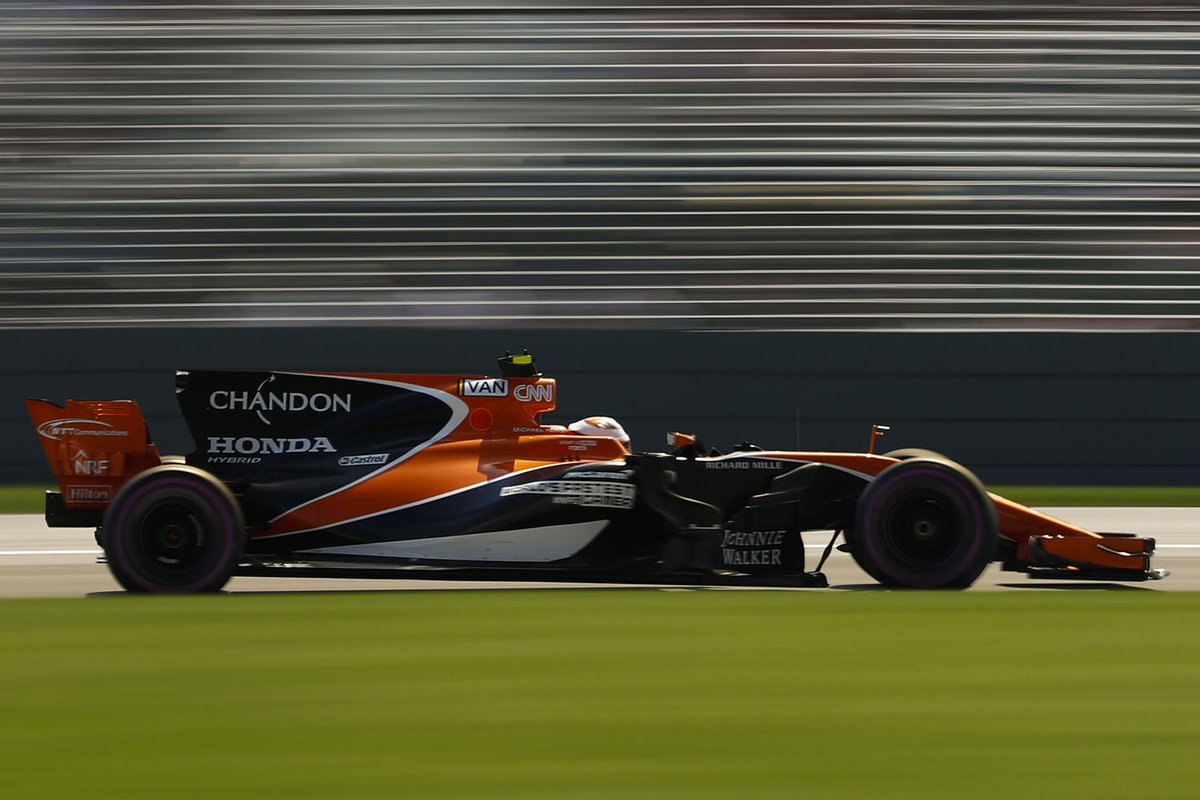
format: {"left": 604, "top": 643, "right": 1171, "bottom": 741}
{"left": 2, "top": 0, "right": 1199, "bottom": 331}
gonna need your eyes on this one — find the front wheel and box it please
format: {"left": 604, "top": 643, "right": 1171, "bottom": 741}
{"left": 850, "top": 458, "right": 998, "bottom": 589}
{"left": 101, "top": 465, "right": 244, "bottom": 593}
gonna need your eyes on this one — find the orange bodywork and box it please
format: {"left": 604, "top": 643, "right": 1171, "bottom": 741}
{"left": 26, "top": 398, "right": 162, "bottom": 509}
{"left": 753, "top": 450, "right": 1154, "bottom": 574}
{"left": 753, "top": 450, "right": 1107, "bottom": 549}
{"left": 26, "top": 371, "right": 1155, "bottom": 578}
{"left": 263, "top": 434, "right": 629, "bottom": 537}
{"left": 260, "top": 372, "right": 629, "bottom": 537}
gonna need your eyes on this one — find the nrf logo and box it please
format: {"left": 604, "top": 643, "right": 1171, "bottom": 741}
{"left": 71, "top": 448, "right": 110, "bottom": 476}
{"left": 459, "top": 378, "right": 508, "bottom": 397}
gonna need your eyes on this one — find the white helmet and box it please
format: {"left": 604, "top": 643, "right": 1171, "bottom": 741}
{"left": 568, "top": 416, "right": 630, "bottom": 447}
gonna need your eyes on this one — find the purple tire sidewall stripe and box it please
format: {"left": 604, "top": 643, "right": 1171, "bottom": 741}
{"left": 861, "top": 466, "right": 989, "bottom": 587}
{"left": 107, "top": 476, "right": 239, "bottom": 592}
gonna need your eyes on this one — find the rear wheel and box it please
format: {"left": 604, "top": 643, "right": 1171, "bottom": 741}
{"left": 851, "top": 458, "right": 997, "bottom": 589}
{"left": 101, "top": 465, "right": 244, "bottom": 593}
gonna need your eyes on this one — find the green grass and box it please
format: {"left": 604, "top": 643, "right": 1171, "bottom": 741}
{"left": 0, "top": 485, "right": 51, "bottom": 514}
{"left": 989, "top": 485, "right": 1200, "bottom": 507}
{"left": 4, "top": 484, "right": 1200, "bottom": 514}
{"left": 1, "top": 591, "right": 1198, "bottom": 799}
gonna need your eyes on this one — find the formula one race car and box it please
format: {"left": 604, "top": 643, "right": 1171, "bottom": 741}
{"left": 27, "top": 353, "right": 1166, "bottom": 593}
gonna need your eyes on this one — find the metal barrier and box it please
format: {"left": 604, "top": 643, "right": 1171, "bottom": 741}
{"left": 4, "top": 328, "right": 1199, "bottom": 484}
{"left": 2, "top": 2, "right": 1199, "bottom": 331}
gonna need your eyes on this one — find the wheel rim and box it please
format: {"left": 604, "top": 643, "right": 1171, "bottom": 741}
{"left": 135, "top": 501, "right": 209, "bottom": 575}
{"left": 880, "top": 492, "right": 965, "bottom": 568}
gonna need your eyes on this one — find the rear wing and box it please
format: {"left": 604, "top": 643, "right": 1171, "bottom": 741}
{"left": 26, "top": 399, "right": 162, "bottom": 520}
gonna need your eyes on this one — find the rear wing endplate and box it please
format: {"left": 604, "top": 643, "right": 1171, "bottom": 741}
{"left": 26, "top": 398, "right": 162, "bottom": 511}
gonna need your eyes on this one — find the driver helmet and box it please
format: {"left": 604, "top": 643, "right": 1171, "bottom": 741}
{"left": 568, "top": 416, "right": 630, "bottom": 447}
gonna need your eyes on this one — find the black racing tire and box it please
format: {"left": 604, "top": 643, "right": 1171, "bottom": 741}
{"left": 850, "top": 458, "right": 998, "bottom": 589}
{"left": 100, "top": 465, "right": 244, "bottom": 594}
{"left": 843, "top": 449, "right": 954, "bottom": 551}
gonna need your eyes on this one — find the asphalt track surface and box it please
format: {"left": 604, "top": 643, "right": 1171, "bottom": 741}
{"left": 1, "top": 509, "right": 1197, "bottom": 597}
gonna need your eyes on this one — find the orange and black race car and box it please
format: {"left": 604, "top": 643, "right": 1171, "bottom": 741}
{"left": 26, "top": 353, "right": 1166, "bottom": 593}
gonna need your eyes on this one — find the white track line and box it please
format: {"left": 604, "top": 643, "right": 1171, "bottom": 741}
{"left": 0, "top": 549, "right": 102, "bottom": 556}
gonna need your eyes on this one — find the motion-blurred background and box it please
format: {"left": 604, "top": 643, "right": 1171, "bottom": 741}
{"left": 2, "top": 1, "right": 1199, "bottom": 483}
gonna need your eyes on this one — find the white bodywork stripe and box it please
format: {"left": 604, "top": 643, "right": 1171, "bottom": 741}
{"left": 267, "top": 372, "right": 468, "bottom": 524}
{"left": 300, "top": 520, "right": 609, "bottom": 563}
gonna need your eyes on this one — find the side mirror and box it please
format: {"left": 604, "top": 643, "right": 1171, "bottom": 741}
{"left": 666, "top": 431, "right": 696, "bottom": 448}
